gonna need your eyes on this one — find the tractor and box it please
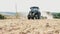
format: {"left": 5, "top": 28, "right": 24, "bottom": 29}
{"left": 27, "top": 6, "right": 41, "bottom": 19}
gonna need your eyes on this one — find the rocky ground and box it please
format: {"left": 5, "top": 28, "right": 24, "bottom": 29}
{"left": 0, "top": 18, "right": 60, "bottom": 34}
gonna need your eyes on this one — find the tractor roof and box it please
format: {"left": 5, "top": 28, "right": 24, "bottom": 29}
{"left": 30, "top": 6, "right": 39, "bottom": 9}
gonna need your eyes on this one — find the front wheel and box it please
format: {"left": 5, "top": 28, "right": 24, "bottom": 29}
{"left": 31, "top": 17, "right": 34, "bottom": 19}
{"left": 28, "top": 15, "right": 31, "bottom": 19}
{"left": 35, "top": 15, "right": 38, "bottom": 19}
{"left": 28, "top": 17, "right": 30, "bottom": 19}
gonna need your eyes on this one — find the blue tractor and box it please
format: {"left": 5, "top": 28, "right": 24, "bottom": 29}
{"left": 27, "top": 6, "right": 41, "bottom": 19}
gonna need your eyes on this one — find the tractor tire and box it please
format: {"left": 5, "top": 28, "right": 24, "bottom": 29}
{"left": 28, "top": 17, "right": 30, "bottom": 19}
{"left": 35, "top": 15, "right": 38, "bottom": 19}
{"left": 37, "top": 12, "right": 41, "bottom": 19}
{"left": 28, "top": 15, "right": 31, "bottom": 19}
{"left": 31, "top": 17, "right": 34, "bottom": 19}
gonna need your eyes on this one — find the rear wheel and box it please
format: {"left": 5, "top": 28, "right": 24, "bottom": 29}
{"left": 38, "top": 16, "right": 40, "bottom": 19}
{"left": 37, "top": 12, "right": 41, "bottom": 19}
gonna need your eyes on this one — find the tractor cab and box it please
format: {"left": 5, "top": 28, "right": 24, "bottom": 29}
{"left": 30, "top": 7, "right": 39, "bottom": 12}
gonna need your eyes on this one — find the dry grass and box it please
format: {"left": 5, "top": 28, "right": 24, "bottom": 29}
{"left": 0, "top": 18, "right": 60, "bottom": 34}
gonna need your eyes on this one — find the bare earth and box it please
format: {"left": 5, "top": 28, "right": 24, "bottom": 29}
{"left": 0, "top": 18, "right": 60, "bottom": 34}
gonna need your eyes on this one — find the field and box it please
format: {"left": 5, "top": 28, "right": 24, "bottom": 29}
{"left": 0, "top": 18, "right": 60, "bottom": 34}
